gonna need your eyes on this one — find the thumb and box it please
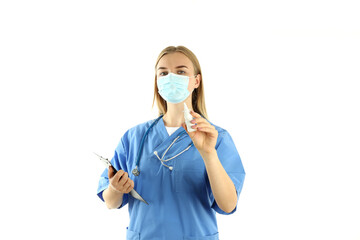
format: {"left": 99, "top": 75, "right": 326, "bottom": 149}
{"left": 182, "top": 122, "right": 188, "bottom": 133}
{"left": 108, "top": 166, "right": 115, "bottom": 179}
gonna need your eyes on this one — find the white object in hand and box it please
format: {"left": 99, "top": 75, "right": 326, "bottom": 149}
{"left": 184, "top": 103, "right": 196, "bottom": 132}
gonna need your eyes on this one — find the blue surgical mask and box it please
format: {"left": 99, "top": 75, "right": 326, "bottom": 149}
{"left": 157, "top": 73, "right": 194, "bottom": 104}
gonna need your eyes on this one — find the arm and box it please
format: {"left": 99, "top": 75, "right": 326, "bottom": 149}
{"left": 181, "top": 110, "right": 240, "bottom": 213}
{"left": 103, "top": 167, "right": 134, "bottom": 209}
{"left": 103, "top": 187, "right": 124, "bottom": 209}
{"left": 200, "top": 149, "right": 237, "bottom": 213}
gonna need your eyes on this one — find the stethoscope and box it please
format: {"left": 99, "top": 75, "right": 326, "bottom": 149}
{"left": 132, "top": 114, "right": 193, "bottom": 176}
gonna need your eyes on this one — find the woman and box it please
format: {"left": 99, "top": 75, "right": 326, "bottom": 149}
{"left": 97, "top": 46, "right": 246, "bottom": 239}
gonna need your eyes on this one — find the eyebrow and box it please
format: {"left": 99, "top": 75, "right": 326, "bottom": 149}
{"left": 157, "top": 65, "right": 188, "bottom": 70}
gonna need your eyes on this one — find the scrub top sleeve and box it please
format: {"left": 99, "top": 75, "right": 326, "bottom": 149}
{"left": 96, "top": 137, "right": 129, "bottom": 209}
{"left": 207, "top": 130, "right": 246, "bottom": 215}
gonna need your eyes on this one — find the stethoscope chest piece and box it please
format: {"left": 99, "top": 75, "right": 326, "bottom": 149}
{"left": 132, "top": 166, "right": 140, "bottom": 176}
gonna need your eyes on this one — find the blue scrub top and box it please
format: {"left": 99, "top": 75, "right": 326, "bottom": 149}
{"left": 97, "top": 117, "right": 246, "bottom": 240}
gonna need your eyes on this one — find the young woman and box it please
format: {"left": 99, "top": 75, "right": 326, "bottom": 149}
{"left": 97, "top": 46, "right": 246, "bottom": 240}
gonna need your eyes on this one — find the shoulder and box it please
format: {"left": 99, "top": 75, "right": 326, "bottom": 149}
{"left": 113, "top": 118, "right": 158, "bottom": 152}
{"left": 120, "top": 117, "right": 160, "bottom": 144}
{"left": 206, "top": 119, "right": 236, "bottom": 147}
{"left": 206, "top": 119, "right": 229, "bottom": 138}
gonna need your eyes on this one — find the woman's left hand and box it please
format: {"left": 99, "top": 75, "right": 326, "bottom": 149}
{"left": 182, "top": 111, "right": 218, "bottom": 155}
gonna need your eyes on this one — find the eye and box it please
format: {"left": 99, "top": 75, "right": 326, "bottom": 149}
{"left": 159, "top": 72, "right": 168, "bottom": 76}
{"left": 177, "top": 70, "right": 186, "bottom": 74}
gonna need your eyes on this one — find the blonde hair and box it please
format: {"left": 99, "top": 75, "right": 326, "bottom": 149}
{"left": 152, "top": 46, "right": 208, "bottom": 119}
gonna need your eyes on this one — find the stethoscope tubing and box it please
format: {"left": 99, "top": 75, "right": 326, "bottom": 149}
{"left": 135, "top": 115, "right": 164, "bottom": 167}
{"left": 132, "top": 115, "right": 164, "bottom": 176}
{"left": 132, "top": 114, "right": 192, "bottom": 176}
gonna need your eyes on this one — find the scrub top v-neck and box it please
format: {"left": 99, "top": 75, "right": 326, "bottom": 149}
{"left": 165, "top": 126, "right": 180, "bottom": 136}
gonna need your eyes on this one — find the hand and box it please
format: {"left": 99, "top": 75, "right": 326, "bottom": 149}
{"left": 182, "top": 111, "right": 218, "bottom": 155}
{"left": 108, "top": 167, "right": 134, "bottom": 194}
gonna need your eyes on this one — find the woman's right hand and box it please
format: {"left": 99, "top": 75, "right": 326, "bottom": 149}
{"left": 108, "top": 166, "right": 134, "bottom": 194}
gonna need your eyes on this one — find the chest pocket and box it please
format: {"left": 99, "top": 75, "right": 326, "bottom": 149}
{"left": 174, "top": 149, "right": 207, "bottom": 194}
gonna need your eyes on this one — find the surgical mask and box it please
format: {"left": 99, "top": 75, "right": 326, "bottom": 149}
{"left": 157, "top": 73, "right": 195, "bottom": 104}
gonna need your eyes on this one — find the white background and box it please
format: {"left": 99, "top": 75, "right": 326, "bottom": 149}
{"left": 1, "top": 0, "right": 359, "bottom": 239}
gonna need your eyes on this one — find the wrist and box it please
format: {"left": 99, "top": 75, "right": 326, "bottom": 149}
{"left": 199, "top": 148, "right": 217, "bottom": 158}
{"left": 108, "top": 183, "right": 123, "bottom": 195}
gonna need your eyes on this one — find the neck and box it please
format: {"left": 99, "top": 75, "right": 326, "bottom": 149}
{"left": 163, "top": 99, "right": 193, "bottom": 127}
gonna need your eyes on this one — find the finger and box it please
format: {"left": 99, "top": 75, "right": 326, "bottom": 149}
{"left": 182, "top": 122, "right": 188, "bottom": 132}
{"left": 122, "top": 180, "right": 131, "bottom": 193}
{"left": 125, "top": 179, "right": 132, "bottom": 188}
{"left": 183, "top": 122, "right": 196, "bottom": 136}
{"left": 191, "top": 123, "right": 214, "bottom": 130}
{"left": 114, "top": 169, "right": 125, "bottom": 182}
{"left": 191, "top": 117, "right": 207, "bottom": 125}
{"left": 192, "top": 122, "right": 213, "bottom": 129}
{"left": 108, "top": 166, "right": 115, "bottom": 179}
{"left": 118, "top": 172, "right": 129, "bottom": 185}
{"left": 111, "top": 178, "right": 129, "bottom": 193}
{"left": 125, "top": 180, "right": 134, "bottom": 193}
{"left": 125, "top": 185, "right": 134, "bottom": 194}
{"left": 190, "top": 110, "right": 202, "bottom": 118}
{"left": 120, "top": 180, "right": 130, "bottom": 192}
{"left": 111, "top": 178, "right": 128, "bottom": 193}
{"left": 197, "top": 126, "right": 218, "bottom": 134}
{"left": 124, "top": 185, "right": 132, "bottom": 194}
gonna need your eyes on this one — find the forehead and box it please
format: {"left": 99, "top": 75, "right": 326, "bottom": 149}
{"left": 157, "top": 52, "right": 193, "bottom": 68}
